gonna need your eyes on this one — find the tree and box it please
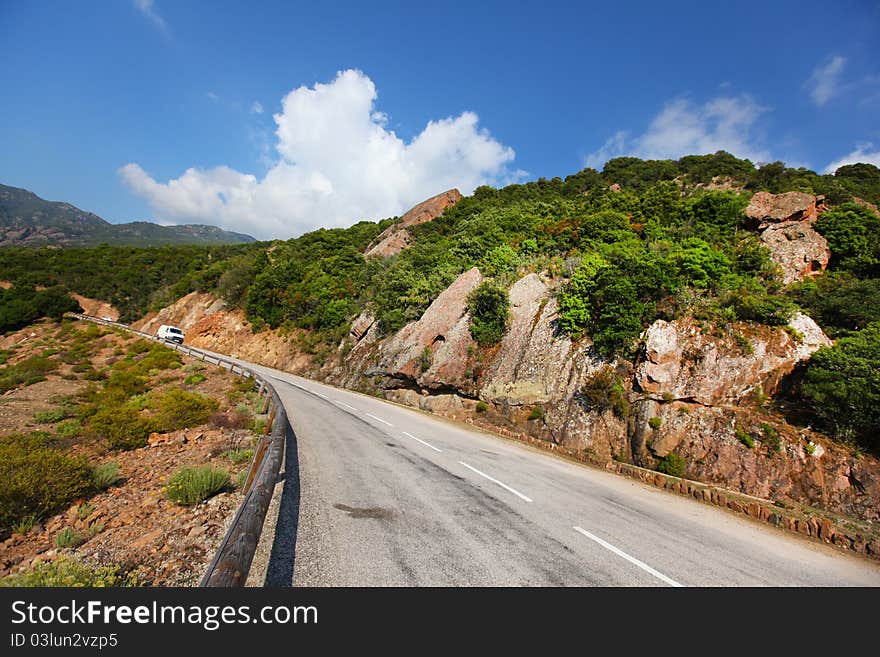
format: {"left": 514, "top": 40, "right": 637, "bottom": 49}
{"left": 466, "top": 281, "right": 510, "bottom": 346}
{"left": 800, "top": 322, "right": 880, "bottom": 449}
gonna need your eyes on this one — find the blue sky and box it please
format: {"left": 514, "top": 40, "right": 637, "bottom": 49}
{"left": 1, "top": 0, "right": 878, "bottom": 239}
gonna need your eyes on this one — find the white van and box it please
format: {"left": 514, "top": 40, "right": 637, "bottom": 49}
{"left": 157, "top": 325, "right": 185, "bottom": 344}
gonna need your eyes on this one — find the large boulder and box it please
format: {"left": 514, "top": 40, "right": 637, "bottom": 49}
{"left": 634, "top": 313, "right": 831, "bottom": 405}
{"left": 745, "top": 191, "right": 819, "bottom": 226}
{"left": 744, "top": 191, "right": 829, "bottom": 284}
{"left": 364, "top": 189, "right": 462, "bottom": 259}
{"left": 377, "top": 267, "right": 481, "bottom": 390}
{"left": 760, "top": 221, "right": 829, "bottom": 285}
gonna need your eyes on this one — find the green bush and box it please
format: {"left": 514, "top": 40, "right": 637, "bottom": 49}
{"left": 12, "top": 515, "right": 37, "bottom": 535}
{"left": 735, "top": 427, "right": 755, "bottom": 449}
{"left": 33, "top": 408, "right": 69, "bottom": 424}
{"left": 150, "top": 389, "right": 218, "bottom": 432}
{"left": 165, "top": 466, "right": 230, "bottom": 506}
{"left": 761, "top": 424, "right": 782, "bottom": 453}
{"left": 89, "top": 405, "right": 153, "bottom": 450}
{"left": 655, "top": 452, "right": 687, "bottom": 478}
{"left": 0, "top": 557, "right": 140, "bottom": 587}
{"left": 814, "top": 203, "right": 880, "bottom": 278}
{"left": 0, "top": 355, "right": 58, "bottom": 394}
{"left": 800, "top": 323, "right": 880, "bottom": 448}
{"left": 528, "top": 405, "right": 544, "bottom": 421}
{"left": 222, "top": 448, "right": 253, "bottom": 465}
{"left": 184, "top": 373, "right": 206, "bottom": 385}
{"left": 0, "top": 436, "right": 94, "bottom": 534}
{"left": 648, "top": 417, "right": 662, "bottom": 430}
{"left": 475, "top": 401, "right": 489, "bottom": 413}
{"left": 92, "top": 462, "right": 122, "bottom": 489}
{"left": 55, "top": 419, "right": 82, "bottom": 439}
{"left": 467, "top": 281, "right": 510, "bottom": 346}
{"left": 418, "top": 346, "right": 433, "bottom": 373}
{"left": 54, "top": 527, "right": 87, "bottom": 549}
{"left": 579, "top": 366, "right": 630, "bottom": 419}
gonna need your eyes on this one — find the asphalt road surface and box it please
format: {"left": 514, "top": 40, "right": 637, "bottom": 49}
{"left": 217, "top": 353, "right": 880, "bottom": 587}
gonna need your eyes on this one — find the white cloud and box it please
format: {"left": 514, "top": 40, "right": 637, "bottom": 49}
{"left": 585, "top": 95, "right": 771, "bottom": 170}
{"left": 806, "top": 55, "right": 846, "bottom": 106}
{"left": 133, "top": 0, "right": 168, "bottom": 35}
{"left": 206, "top": 91, "right": 219, "bottom": 103}
{"left": 250, "top": 101, "right": 264, "bottom": 115}
{"left": 824, "top": 143, "right": 880, "bottom": 174}
{"left": 120, "top": 69, "right": 519, "bottom": 239}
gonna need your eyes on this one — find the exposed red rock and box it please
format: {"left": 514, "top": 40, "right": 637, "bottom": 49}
{"left": 743, "top": 191, "right": 830, "bottom": 284}
{"left": 70, "top": 293, "right": 119, "bottom": 320}
{"left": 364, "top": 189, "right": 462, "bottom": 259}
{"left": 745, "top": 191, "right": 819, "bottom": 226}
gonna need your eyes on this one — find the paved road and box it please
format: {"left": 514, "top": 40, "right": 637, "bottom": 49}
{"left": 220, "top": 353, "right": 880, "bottom": 587}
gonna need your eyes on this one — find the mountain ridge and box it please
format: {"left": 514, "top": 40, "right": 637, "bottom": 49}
{"left": 0, "top": 183, "right": 255, "bottom": 247}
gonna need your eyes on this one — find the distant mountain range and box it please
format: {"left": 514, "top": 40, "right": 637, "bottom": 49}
{"left": 0, "top": 183, "right": 256, "bottom": 247}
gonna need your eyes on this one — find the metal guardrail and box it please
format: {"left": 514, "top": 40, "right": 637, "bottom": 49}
{"left": 67, "top": 313, "right": 288, "bottom": 587}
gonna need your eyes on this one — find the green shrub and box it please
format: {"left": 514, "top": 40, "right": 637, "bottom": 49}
{"left": 165, "top": 466, "right": 230, "bottom": 506}
{"left": 467, "top": 281, "right": 510, "bottom": 346}
{"left": 236, "top": 470, "right": 249, "bottom": 490}
{"left": 655, "top": 452, "right": 687, "bottom": 478}
{"left": 648, "top": 417, "right": 663, "bottom": 430}
{"left": 814, "top": 203, "right": 880, "bottom": 277}
{"left": 580, "top": 366, "right": 629, "bottom": 419}
{"left": 0, "top": 355, "right": 58, "bottom": 393}
{"left": 735, "top": 427, "right": 755, "bottom": 449}
{"left": 55, "top": 419, "right": 82, "bottom": 439}
{"left": 89, "top": 405, "right": 152, "bottom": 450}
{"left": 418, "top": 346, "right": 433, "bottom": 373}
{"left": 475, "top": 401, "right": 489, "bottom": 413}
{"left": 528, "top": 405, "right": 544, "bottom": 421}
{"left": 0, "top": 557, "right": 140, "bottom": 587}
{"left": 12, "top": 516, "right": 37, "bottom": 535}
{"left": 222, "top": 448, "right": 253, "bottom": 465}
{"left": 150, "top": 389, "right": 218, "bottom": 432}
{"left": 33, "top": 408, "right": 69, "bottom": 424}
{"left": 54, "top": 527, "right": 87, "bottom": 549}
{"left": 184, "top": 373, "right": 206, "bottom": 385}
{"left": 761, "top": 424, "right": 782, "bottom": 453}
{"left": 800, "top": 323, "right": 880, "bottom": 449}
{"left": 92, "top": 462, "right": 122, "bottom": 490}
{"left": 0, "top": 437, "right": 94, "bottom": 534}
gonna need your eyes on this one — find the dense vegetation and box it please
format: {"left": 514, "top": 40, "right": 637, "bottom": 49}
{"left": 0, "top": 242, "right": 262, "bottom": 323}
{"left": 0, "top": 323, "right": 250, "bottom": 538}
{"left": 1, "top": 153, "right": 878, "bottom": 450}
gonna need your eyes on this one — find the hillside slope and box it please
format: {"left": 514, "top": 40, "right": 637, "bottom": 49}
{"left": 0, "top": 183, "right": 255, "bottom": 247}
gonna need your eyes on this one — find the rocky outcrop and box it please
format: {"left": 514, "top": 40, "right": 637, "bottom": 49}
{"left": 132, "top": 292, "right": 225, "bottom": 335}
{"left": 376, "top": 267, "right": 481, "bottom": 391}
{"left": 187, "top": 309, "right": 313, "bottom": 373}
{"left": 760, "top": 221, "right": 830, "bottom": 285}
{"left": 364, "top": 189, "right": 462, "bottom": 259}
{"left": 634, "top": 313, "right": 831, "bottom": 406}
{"left": 745, "top": 191, "right": 819, "bottom": 226}
{"left": 744, "top": 191, "right": 830, "bottom": 284}
{"left": 70, "top": 293, "right": 119, "bottom": 321}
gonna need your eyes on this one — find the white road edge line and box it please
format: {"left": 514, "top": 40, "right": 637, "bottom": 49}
{"left": 312, "top": 391, "right": 329, "bottom": 399}
{"left": 402, "top": 431, "right": 442, "bottom": 453}
{"left": 458, "top": 461, "right": 533, "bottom": 503}
{"left": 572, "top": 526, "right": 683, "bottom": 587}
{"left": 335, "top": 400, "right": 357, "bottom": 411}
{"left": 366, "top": 413, "right": 394, "bottom": 427}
